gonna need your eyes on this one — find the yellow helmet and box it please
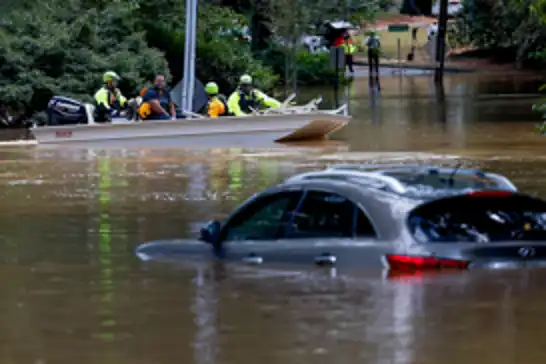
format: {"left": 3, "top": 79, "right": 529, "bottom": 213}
{"left": 103, "top": 71, "right": 120, "bottom": 83}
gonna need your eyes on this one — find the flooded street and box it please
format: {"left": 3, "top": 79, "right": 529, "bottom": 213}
{"left": 2, "top": 73, "right": 546, "bottom": 363}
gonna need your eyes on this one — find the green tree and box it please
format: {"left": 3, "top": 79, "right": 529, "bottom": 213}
{"left": 141, "top": 1, "right": 278, "bottom": 94}
{"left": 450, "top": 0, "right": 546, "bottom": 65}
{"left": 263, "top": 0, "right": 377, "bottom": 92}
{"left": 0, "top": 0, "right": 169, "bottom": 119}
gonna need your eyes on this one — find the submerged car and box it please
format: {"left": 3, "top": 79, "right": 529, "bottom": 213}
{"left": 136, "top": 164, "right": 546, "bottom": 271}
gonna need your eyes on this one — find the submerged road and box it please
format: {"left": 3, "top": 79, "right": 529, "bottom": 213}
{"left": 0, "top": 72, "right": 544, "bottom": 363}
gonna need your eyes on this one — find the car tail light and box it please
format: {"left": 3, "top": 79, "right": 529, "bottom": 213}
{"left": 466, "top": 190, "right": 513, "bottom": 197}
{"left": 384, "top": 254, "right": 470, "bottom": 270}
{"left": 449, "top": 1, "right": 459, "bottom": 4}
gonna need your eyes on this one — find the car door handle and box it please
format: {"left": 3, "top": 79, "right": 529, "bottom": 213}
{"left": 314, "top": 252, "right": 336, "bottom": 266}
{"left": 242, "top": 253, "right": 263, "bottom": 265}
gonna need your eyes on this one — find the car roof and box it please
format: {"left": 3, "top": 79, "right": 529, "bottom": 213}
{"left": 283, "top": 163, "right": 518, "bottom": 201}
{"left": 272, "top": 164, "right": 519, "bottom": 240}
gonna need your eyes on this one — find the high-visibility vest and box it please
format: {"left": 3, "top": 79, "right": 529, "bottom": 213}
{"left": 342, "top": 43, "right": 356, "bottom": 55}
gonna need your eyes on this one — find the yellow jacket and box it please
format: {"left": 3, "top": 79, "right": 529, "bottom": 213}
{"left": 227, "top": 88, "right": 281, "bottom": 116}
{"left": 207, "top": 96, "right": 227, "bottom": 118}
{"left": 342, "top": 43, "right": 356, "bottom": 55}
{"left": 94, "top": 87, "right": 127, "bottom": 109}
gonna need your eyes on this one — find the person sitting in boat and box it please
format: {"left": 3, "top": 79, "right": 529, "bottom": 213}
{"left": 138, "top": 74, "right": 176, "bottom": 120}
{"left": 204, "top": 82, "right": 230, "bottom": 118}
{"left": 94, "top": 71, "right": 127, "bottom": 122}
{"left": 227, "top": 74, "right": 281, "bottom": 116}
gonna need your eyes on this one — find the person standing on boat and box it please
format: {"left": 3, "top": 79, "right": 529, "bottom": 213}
{"left": 227, "top": 74, "right": 281, "bottom": 116}
{"left": 138, "top": 75, "right": 176, "bottom": 120}
{"left": 94, "top": 71, "right": 127, "bottom": 122}
{"left": 204, "top": 82, "right": 229, "bottom": 118}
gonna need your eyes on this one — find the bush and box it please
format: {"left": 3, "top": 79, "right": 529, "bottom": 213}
{"left": 0, "top": 0, "right": 170, "bottom": 121}
{"left": 141, "top": 3, "right": 278, "bottom": 95}
{"left": 450, "top": 0, "right": 546, "bottom": 64}
{"left": 0, "top": 0, "right": 279, "bottom": 122}
{"left": 259, "top": 46, "right": 338, "bottom": 85}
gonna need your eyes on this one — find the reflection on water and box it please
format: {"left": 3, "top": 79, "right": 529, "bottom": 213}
{"left": 0, "top": 73, "right": 546, "bottom": 363}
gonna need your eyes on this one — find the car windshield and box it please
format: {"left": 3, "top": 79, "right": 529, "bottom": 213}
{"left": 408, "top": 195, "right": 546, "bottom": 243}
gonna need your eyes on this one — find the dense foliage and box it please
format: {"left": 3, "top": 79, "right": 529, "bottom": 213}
{"left": 0, "top": 0, "right": 277, "bottom": 121}
{"left": 449, "top": 0, "right": 546, "bottom": 65}
{"left": 0, "top": 0, "right": 170, "bottom": 118}
{"left": 0, "top": 0, "right": 378, "bottom": 123}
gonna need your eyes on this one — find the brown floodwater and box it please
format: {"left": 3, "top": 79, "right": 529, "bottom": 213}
{"left": 1, "top": 73, "right": 546, "bottom": 363}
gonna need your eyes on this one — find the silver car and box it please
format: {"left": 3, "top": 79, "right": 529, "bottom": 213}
{"left": 136, "top": 164, "right": 546, "bottom": 271}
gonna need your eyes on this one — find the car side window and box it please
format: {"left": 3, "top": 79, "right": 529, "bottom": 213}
{"left": 222, "top": 191, "right": 303, "bottom": 242}
{"left": 288, "top": 190, "right": 376, "bottom": 238}
{"left": 355, "top": 208, "right": 376, "bottom": 237}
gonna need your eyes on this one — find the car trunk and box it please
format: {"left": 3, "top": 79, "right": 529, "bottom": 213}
{"left": 401, "top": 191, "right": 546, "bottom": 269}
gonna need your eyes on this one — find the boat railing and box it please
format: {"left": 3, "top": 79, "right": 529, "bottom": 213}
{"left": 260, "top": 96, "right": 323, "bottom": 115}
{"left": 182, "top": 110, "right": 205, "bottom": 119}
{"left": 326, "top": 104, "right": 348, "bottom": 115}
{"left": 85, "top": 104, "right": 96, "bottom": 124}
{"left": 280, "top": 93, "right": 297, "bottom": 108}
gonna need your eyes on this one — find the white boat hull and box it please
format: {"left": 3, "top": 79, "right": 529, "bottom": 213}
{"left": 31, "top": 113, "right": 350, "bottom": 147}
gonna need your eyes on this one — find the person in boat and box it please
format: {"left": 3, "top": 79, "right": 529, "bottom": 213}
{"left": 137, "top": 74, "right": 176, "bottom": 120}
{"left": 204, "top": 82, "right": 230, "bottom": 118}
{"left": 227, "top": 74, "right": 281, "bottom": 116}
{"left": 94, "top": 71, "right": 127, "bottom": 122}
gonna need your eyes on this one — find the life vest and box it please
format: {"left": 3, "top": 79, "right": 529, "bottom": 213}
{"left": 208, "top": 94, "right": 230, "bottom": 116}
{"left": 342, "top": 42, "right": 356, "bottom": 55}
{"left": 137, "top": 101, "right": 152, "bottom": 119}
{"left": 95, "top": 87, "right": 122, "bottom": 109}
{"left": 237, "top": 89, "right": 260, "bottom": 113}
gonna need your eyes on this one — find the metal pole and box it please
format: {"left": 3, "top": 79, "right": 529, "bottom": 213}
{"left": 397, "top": 38, "right": 401, "bottom": 64}
{"left": 334, "top": 47, "right": 340, "bottom": 108}
{"left": 181, "top": 0, "right": 197, "bottom": 112}
{"left": 187, "top": 0, "right": 197, "bottom": 112}
{"left": 434, "top": 0, "right": 448, "bottom": 83}
{"left": 181, "top": 0, "right": 191, "bottom": 111}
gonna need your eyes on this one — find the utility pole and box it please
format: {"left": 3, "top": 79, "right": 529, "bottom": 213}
{"left": 434, "top": 0, "right": 448, "bottom": 83}
{"left": 181, "top": 0, "right": 198, "bottom": 113}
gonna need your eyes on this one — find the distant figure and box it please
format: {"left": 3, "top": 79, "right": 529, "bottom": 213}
{"left": 342, "top": 35, "right": 356, "bottom": 74}
{"left": 138, "top": 75, "right": 176, "bottom": 120}
{"left": 227, "top": 74, "right": 281, "bottom": 116}
{"left": 428, "top": 22, "right": 438, "bottom": 41}
{"left": 204, "top": 82, "right": 229, "bottom": 118}
{"left": 408, "top": 27, "right": 418, "bottom": 61}
{"left": 365, "top": 31, "right": 381, "bottom": 77}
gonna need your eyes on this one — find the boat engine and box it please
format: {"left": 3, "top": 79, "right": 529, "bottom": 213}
{"left": 46, "top": 96, "right": 88, "bottom": 126}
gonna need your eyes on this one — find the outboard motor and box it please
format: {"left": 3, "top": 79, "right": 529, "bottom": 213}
{"left": 46, "top": 96, "right": 88, "bottom": 126}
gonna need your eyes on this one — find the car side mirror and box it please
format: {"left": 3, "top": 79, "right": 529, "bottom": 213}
{"left": 200, "top": 220, "right": 221, "bottom": 244}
